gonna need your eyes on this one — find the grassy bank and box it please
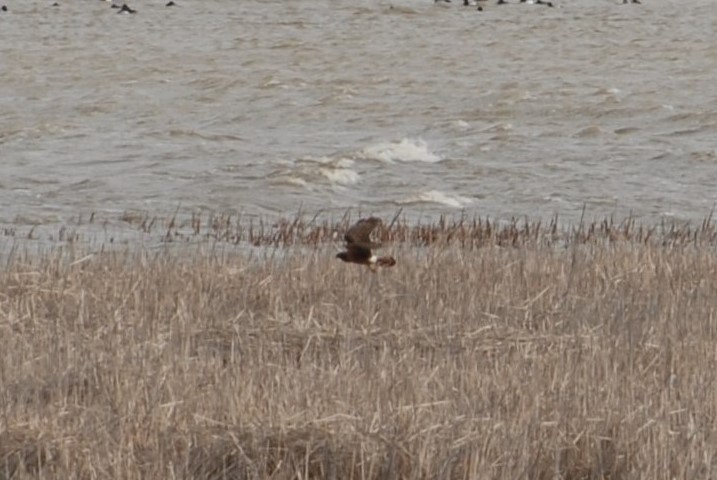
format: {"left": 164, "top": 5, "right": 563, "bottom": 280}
{"left": 2, "top": 218, "right": 717, "bottom": 478}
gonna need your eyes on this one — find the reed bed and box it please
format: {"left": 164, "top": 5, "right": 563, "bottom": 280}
{"left": 1, "top": 220, "right": 717, "bottom": 478}
{"left": 142, "top": 210, "right": 717, "bottom": 248}
{"left": 9, "top": 209, "right": 717, "bottom": 250}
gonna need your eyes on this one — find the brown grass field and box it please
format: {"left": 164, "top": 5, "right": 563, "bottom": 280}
{"left": 2, "top": 214, "right": 717, "bottom": 479}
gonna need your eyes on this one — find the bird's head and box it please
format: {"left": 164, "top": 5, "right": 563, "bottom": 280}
{"left": 336, "top": 252, "right": 348, "bottom": 262}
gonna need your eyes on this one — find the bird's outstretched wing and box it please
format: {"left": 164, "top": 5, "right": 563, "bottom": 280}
{"left": 344, "top": 217, "right": 382, "bottom": 251}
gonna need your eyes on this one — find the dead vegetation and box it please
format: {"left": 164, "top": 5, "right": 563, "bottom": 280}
{"left": 1, "top": 214, "right": 717, "bottom": 478}
{"left": 7, "top": 209, "right": 717, "bottom": 249}
{"left": 121, "top": 209, "right": 717, "bottom": 248}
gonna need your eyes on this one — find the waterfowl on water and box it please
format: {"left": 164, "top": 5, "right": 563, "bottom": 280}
{"left": 117, "top": 3, "right": 136, "bottom": 13}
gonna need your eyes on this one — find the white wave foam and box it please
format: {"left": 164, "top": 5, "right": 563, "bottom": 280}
{"left": 361, "top": 138, "right": 441, "bottom": 163}
{"left": 319, "top": 167, "right": 360, "bottom": 186}
{"left": 273, "top": 155, "right": 360, "bottom": 187}
{"left": 398, "top": 190, "right": 473, "bottom": 209}
{"left": 305, "top": 156, "right": 359, "bottom": 185}
{"left": 268, "top": 171, "right": 310, "bottom": 188}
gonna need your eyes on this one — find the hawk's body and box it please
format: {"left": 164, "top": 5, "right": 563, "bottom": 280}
{"left": 336, "top": 217, "right": 396, "bottom": 271}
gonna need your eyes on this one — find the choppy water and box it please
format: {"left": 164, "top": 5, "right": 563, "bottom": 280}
{"left": 2, "top": 0, "right": 717, "bottom": 237}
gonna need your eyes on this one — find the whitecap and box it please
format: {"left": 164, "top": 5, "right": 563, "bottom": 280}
{"left": 272, "top": 155, "right": 360, "bottom": 188}
{"left": 319, "top": 167, "right": 360, "bottom": 186}
{"left": 360, "top": 138, "right": 442, "bottom": 163}
{"left": 398, "top": 190, "right": 473, "bottom": 208}
{"left": 333, "top": 158, "right": 355, "bottom": 169}
{"left": 297, "top": 155, "right": 354, "bottom": 169}
{"left": 268, "top": 171, "right": 309, "bottom": 188}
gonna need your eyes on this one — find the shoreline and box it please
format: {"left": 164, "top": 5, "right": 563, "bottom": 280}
{"left": 3, "top": 208, "right": 717, "bottom": 257}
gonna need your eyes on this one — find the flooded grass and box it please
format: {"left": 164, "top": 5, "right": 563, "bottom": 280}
{"left": 1, "top": 213, "right": 717, "bottom": 478}
{"left": 117, "top": 208, "right": 717, "bottom": 248}
{"left": 6, "top": 208, "right": 717, "bottom": 251}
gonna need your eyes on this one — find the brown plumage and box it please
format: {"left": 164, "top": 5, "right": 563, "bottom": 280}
{"left": 336, "top": 217, "right": 396, "bottom": 271}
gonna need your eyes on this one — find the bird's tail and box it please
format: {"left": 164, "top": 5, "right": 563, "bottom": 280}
{"left": 376, "top": 256, "right": 396, "bottom": 268}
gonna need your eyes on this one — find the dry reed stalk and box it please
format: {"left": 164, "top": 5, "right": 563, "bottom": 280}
{"left": 9, "top": 210, "right": 717, "bottom": 250}
{"left": 1, "top": 237, "right": 716, "bottom": 478}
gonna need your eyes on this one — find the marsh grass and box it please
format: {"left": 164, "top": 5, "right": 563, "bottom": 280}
{"left": 2, "top": 220, "right": 717, "bottom": 478}
{"left": 123, "top": 210, "right": 717, "bottom": 249}
{"left": 8, "top": 209, "right": 717, "bottom": 250}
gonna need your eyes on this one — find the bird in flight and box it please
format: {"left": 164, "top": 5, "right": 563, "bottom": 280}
{"left": 336, "top": 217, "right": 396, "bottom": 271}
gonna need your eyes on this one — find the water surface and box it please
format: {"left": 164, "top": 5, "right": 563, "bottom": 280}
{"left": 2, "top": 0, "right": 716, "bottom": 239}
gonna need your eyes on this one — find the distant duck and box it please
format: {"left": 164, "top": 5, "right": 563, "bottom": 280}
{"left": 1, "top": 5, "right": 7, "bottom": 11}
{"left": 623, "top": 0, "right": 641, "bottom": 3}
{"left": 117, "top": 3, "right": 136, "bottom": 13}
{"left": 497, "top": 0, "right": 507, "bottom": 4}
{"left": 463, "top": 0, "right": 477, "bottom": 5}
{"left": 166, "top": 0, "right": 176, "bottom": 5}
{"left": 536, "top": 0, "right": 554, "bottom": 6}
{"left": 434, "top": 0, "right": 451, "bottom": 3}
{"left": 52, "top": 1, "right": 59, "bottom": 5}
{"left": 477, "top": 5, "right": 483, "bottom": 9}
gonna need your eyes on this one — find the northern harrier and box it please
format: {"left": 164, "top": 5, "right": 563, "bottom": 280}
{"left": 336, "top": 217, "right": 396, "bottom": 271}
